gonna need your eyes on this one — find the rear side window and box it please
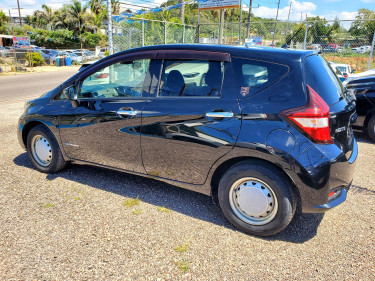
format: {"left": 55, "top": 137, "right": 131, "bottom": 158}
{"left": 232, "top": 57, "right": 289, "bottom": 96}
{"left": 305, "top": 55, "right": 344, "bottom": 106}
{"left": 158, "top": 60, "right": 224, "bottom": 97}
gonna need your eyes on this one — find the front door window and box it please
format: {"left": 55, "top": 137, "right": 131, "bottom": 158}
{"left": 79, "top": 59, "right": 150, "bottom": 99}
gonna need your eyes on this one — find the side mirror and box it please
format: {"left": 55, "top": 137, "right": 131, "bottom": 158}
{"left": 63, "top": 85, "right": 78, "bottom": 108}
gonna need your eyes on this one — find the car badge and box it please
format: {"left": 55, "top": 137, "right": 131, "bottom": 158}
{"left": 240, "top": 87, "right": 250, "bottom": 97}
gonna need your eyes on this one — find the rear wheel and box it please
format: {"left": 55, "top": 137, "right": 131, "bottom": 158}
{"left": 367, "top": 115, "right": 375, "bottom": 142}
{"left": 218, "top": 161, "right": 296, "bottom": 236}
{"left": 27, "top": 125, "right": 67, "bottom": 173}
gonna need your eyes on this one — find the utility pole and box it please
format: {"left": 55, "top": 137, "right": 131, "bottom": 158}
{"left": 287, "top": 2, "right": 292, "bottom": 20}
{"left": 272, "top": 0, "right": 281, "bottom": 44}
{"left": 239, "top": 0, "right": 242, "bottom": 44}
{"left": 107, "top": 0, "right": 113, "bottom": 54}
{"left": 16, "top": 0, "right": 22, "bottom": 26}
{"left": 246, "top": 0, "right": 253, "bottom": 39}
{"left": 180, "top": 0, "right": 184, "bottom": 24}
{"left": 8, "top": 10, "right": 11, "bottom": 23}
{"left": 219, "top": 9, "right": 225, "bottom": 44}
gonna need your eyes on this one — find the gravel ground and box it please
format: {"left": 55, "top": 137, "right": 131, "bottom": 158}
{"left": 0, "top": 101, "right": 374, "bottom": 280}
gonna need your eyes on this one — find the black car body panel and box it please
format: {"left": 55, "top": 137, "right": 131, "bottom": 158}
{"left": 346, "top": 76, "right": 375, "bottom": 131}
{"left": 18, "top": 44, "right": 357, "bottom": 213}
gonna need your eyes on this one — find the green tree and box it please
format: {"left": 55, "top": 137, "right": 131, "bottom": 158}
{"left": 0, "top": 10, "right": 8, "bottom": 26}
{"left": 64, "top": 0, "right": 90, "bottom": 51}
{"left": 36, "top": 4, "right": 55, "bottom": 30}
{"left": 307, "top": 16, "right": 328, "bottom": 43}
{"left": 112, "top": 0, "right": 120, "bottom": 15}
{"left": 350, "top": 9, "right": 375, "bottom": 44}
{"left": 89, "top": 0, "right": 104, "bottom": 15}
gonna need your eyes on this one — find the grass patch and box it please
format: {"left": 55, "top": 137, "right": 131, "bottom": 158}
{"left": 41, "top": 203, "right": 55, "bottom": 208}
{"left": 157, "top": 206, "right": 170, "bottom": 213}
{"left": 175, "top": 261, "right": 190, "bottom": 273}
{"left": 132, "top": 208, "right": 142, "bottom": 215}
{"left": 123, "top": 197, "right": 140, "bottom": 207}
{"left": 174, "top": 243, "right": 189, "bottom": 253}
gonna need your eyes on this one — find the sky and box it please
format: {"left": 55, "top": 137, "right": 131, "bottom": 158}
{"left": 0, "top": 0, "right": 374, "bottom": 22}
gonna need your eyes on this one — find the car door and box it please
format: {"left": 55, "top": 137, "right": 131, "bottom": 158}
{"left": 140, "top": 51, "right": 241, "bottom": 185}
{"left": 58, "top": 52, "right": 155, "bottom": 173}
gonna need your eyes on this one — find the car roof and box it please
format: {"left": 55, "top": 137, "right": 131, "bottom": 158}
{"left": 93, "top": 44, "right": 313, "bottom": 67}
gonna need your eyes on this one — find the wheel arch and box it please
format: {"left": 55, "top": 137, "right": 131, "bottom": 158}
{"left": 22, "top": 121, "right": 51, "bottom": 148}
{"left": 210, "top": 156, "right": 301, "bottom": 209}
{"left": 363, "top": 110, "right": 375, "bottom": 134}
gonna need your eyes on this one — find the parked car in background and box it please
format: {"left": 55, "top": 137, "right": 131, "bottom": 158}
{"left": 322, "top": 44, "right": 343, "bottom": 53}
{"left": 328, "top": 62, "right": 353, "bottom": 81}
{"left": 307, "top": 44, "right": 322, "bottom": 51}
{"left": 352, "top": 45, "right": 371, "bottom": 53}
{"left": 346, "top": 76, "right": 375, "bottom": 141}
{"left": 58, "top": 51, "right": 82, "bottom": 63}
{"left": 40, "top": 49, "right": 58, "bottom": 64}
{"left": 343, "top": 69, "right": 375, "bottom": 87}
{"left": 17, "top": 45, "right": 358, "bottom": 237}
{"left": 73, "top": 49, "right": 94, "bottom": 61}
{"left": 0, "top": 46, "right": 10, "bottom": 57}
{"left": 98, "top": 47, "right": 107, "bottom": 57}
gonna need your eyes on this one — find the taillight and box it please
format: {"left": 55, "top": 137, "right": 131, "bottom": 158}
{"left": 94, "top": 73, "right": 109, "bottom": 79}
{"left": 344, "top": 74, "right": 348, "bottom": 78}
{"left": 280, "top": 85, "right": 333, "bottom": 144}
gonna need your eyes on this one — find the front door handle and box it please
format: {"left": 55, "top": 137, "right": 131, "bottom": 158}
{"left": 116, "top": 110, "right": 138, "bottom": 117}
{"left": 205, "top": 112, "right": 234, "bottom": 119}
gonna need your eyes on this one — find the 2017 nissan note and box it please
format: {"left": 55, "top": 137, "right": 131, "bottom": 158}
{"left": 18, "top": 45, "right": 358, "bottom": 236}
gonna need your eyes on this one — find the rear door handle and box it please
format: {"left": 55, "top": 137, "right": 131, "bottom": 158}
{"left": 116, "top": 110, "right": 138, "bottom": 117}
{"left": 205, "top": 112, "right": 234, "bottom": 118}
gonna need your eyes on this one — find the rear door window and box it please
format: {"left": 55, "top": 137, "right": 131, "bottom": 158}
{"left": 158, "top": 60, "right": 224, "bottom": 97}
{"left": 305, "top": 55, "right": 345, "bottom": 106}
{"left": 232, "top": 57, "right": 289, "bottom": 96}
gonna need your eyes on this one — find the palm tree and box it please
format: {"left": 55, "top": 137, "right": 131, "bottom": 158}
{"left": 112, "top": 0, "right": 120, "bottom": 15}
{"left": 36, "top": 4, "right": 55, "bottom": 30}
{"left": 88, "top": 10, "right": 105, "bottom": 34}
{"left": 53, "top": 9, "right": 68, "bottom": 29}
{"left": 65, "top": 0, "right": 89, "bottom": 51}
{"left": 89, "top": 0, "right": 104, "bottom": 15}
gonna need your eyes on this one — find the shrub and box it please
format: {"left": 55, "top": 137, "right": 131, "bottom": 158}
{"left": 26, "top": 52, "right": 45, "bottom": 66}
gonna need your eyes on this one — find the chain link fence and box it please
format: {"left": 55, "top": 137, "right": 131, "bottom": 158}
{"left": 198, "top": 19, "right": 375, "bottom": 72}
{"left": 112, "top": 18, "right": 197, "bottom": 52}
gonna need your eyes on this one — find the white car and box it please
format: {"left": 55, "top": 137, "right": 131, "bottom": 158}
{"left": 352, "top": 46, "right": 371, "bottom": 53}
{"left": 329, "top": 62, "right": 352, "bottom": 75}
{"left": 343, "top": 69, "right": 375, "bottom": 87}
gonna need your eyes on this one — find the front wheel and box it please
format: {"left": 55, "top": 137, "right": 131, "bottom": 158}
{"left": 27, "top": 125, "right": 67, "bottom": 173}
{"left": 218, "top": 161, "right": 296, "bottom": 236}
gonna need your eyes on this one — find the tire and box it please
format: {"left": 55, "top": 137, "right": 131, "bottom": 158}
{"left": 26, "top": 125, "right": 67, "bottom": 173}
{"left": 218, "top": 160, "right": 296, "bottom": 237}
{"left": 367, "top": 115, "right": 375, "bottom": 142}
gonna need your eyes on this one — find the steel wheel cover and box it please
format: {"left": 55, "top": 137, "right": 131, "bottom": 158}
{"left": 229, "top": 177, "right": 278, "bottom": 226}
{"left": 31, "top": 135, "right": 52, "bottom": 167}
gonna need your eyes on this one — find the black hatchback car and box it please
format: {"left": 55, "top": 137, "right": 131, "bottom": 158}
{"left": 18, "top": 45, "right": 358, "bottom": 236}
{"left": 345, "top": 76, "right": 375, "bottom": 141}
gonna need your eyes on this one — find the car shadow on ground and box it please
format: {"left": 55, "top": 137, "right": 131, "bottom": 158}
{"left": 354, "top": 131, "right": 373, "bottom": 144}
{"left": 14, "top": 152, "right": 324, "bottom": 243}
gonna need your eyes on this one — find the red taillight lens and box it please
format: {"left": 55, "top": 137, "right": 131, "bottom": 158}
{"left": 94, "top": 73, "right": 109, "bottom": 79}
{"left": 280, "top": 85, "right": 333, "bottom": 144}
{"left": 344, "top": 74, "right": 348, "bottom": 78}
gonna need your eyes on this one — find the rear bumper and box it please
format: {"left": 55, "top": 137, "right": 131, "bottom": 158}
{"left": 288, "top": 137, "right": 358, "bottom": 213}
{"left": 303, "top": 183, "right": 351, "bottom": 213}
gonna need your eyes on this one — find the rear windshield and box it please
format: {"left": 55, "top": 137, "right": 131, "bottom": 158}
{"left": 305, "top": 55, "right": 344, "bottom": 106}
